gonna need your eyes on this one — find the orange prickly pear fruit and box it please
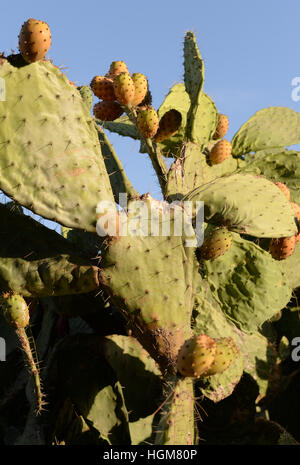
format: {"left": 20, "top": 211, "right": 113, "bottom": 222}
{"left": 205, "top": 337, "right": 239, "bottom": 376}
{"left": 154, "top": 109, "right": 182, "bottom": 143}
{"left": 93, "top": 101, "right": 123, "bottom": 121}
{"left": 90, "top": 76, "right": 116, "bottom": 101}
{"left": 213, "top": 114, "right": 229, "bottom": 140}
{"left": 136, "top": 106, "right": 159, "bottom": 138}
{"left": 269, "top": 236, "right": 296, "bottom": 260}
{"left": 131, "top": 73, "right": 148, "bottom": 106}
{"left": 209, "top": 140, "right": 232, "bottom": 165}
{"left": 176, "top": 334, "right": 217, "bottom": 378}
{"left": 275, "top": 182, "right": 290, "bottom": 201}
{"left": 18, "top": 18, "right": 52, "bottom": 63}
{"left": 113, "top": 72, "right": 135, "bottom": 105}
{"left": 108, "top": 61, "right": 129, "bottom": 79}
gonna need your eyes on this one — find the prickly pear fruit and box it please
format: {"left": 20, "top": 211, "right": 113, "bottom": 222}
{"left": 154, "top": 110, "right": 182, "bottom": 143}
{"left": 269, "top": 236, "right": 296, "bottom": 260}
{"left": 136, "top": 106, "right": 159, "bottom": 138}
{"left": 213, "top": 114, "right": 229, "bottom": 140}
{"left": 176, "top": 334, "right": 217, "bottom": 378}
{"left": 93, "top": 101, "right": 124, "bottom": 121}
{"left": 108, "top": 61, "right": 129, "bottom": 79}
{"left": 291, "top": 202, "right": 300, "bottom": 243}
{"left": 0, "top": 293, "right": 29, "bottom": 329}
{"left": 90, "top": 76, "right": 116, "bottom": 101}
{"left": 197, "top": 228, "right": 233, "bottom": 261}
{"left": 205, "top": 337, "right": 239, "bottom": 376}
{"left": 113, "top": 72, "right": 135, "bottom": 105}
{"left": 209, "top": 140, "right": 232, "bottom": 165}
{"left": 18, "top": 18, "right": 52, "bottom": 63}
{"left": 275, "top": 182, "right": 290, "bottom": 201}
{"left": 131, "top": 73, "right": 148, "bottom": 106}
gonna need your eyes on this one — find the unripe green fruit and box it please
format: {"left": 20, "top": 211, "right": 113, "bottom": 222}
{"left": 1, "top": 294, "right": 29, "bottom": 329}
{"left": 93, "top": 101, "right": 124, "bottom": 121}
{"left": 19, "top": 18, "right": 52, "bottom": 63}
{"left": 205, "top": 337, "right": 239, "bottom": 376}
{"left": 154, "top": 110, "right": 182, "bottom": 143}
{"left": 269, "top": 236, "right": 295, "bottom": 260}
{"left": 209, "top": 140, "right": 232, "bottom": 165}
{"left": 176, "top": 334, "right": 217, "bottom": 378}
{"left": 213, "top": 114, "right": 229, "bottom": 140}
{"left": 136, "top": 106, "right": 159, "bottom": 138}
{"left": 198, "top": 227, "right": 233, "bottom": 261}
{"left": 113, "top": 72, "right": 135, "bottom": 105}
{"left": 131, "top": 73, "right": 148, "bottom": 106}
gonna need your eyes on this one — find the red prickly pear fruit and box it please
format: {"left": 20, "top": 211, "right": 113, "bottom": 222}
{"left": 275, "top": 182, "right": 290, "bottom": 201}
{"left": 108, "top": 61, "right": 129, "bottom": 79}
{"left": 269, "top": 236, "right": 296, "bottom": 260}
{"left": 154, "top": 110, "right": 182, "bottom": 143}
{"left": 93, "top": 101, "right": 124, "bottom": 121}
{"left": 213, "top": 114, "right": 229, "bottom": 140}
{"left": 209, "top": 140, "right": 232, "bottom": 165}
{"left": 205, "top": 337, "right": 239, "bottom": 376}
{"left": 113, "top": 72, "right": 135, "bottom": 105}
{"left": 18, "top": 18, "right": 52, "bottom": 63}
{"left": 136, "top": 106, "right": 159, "bottom": 138}
{"left": 176, "top": 334, "right": 217, "bottom": 378}
{"left": 291, "top": 202, "right": 300, "bottom": 243}
{"left": 131, "top": 73, "right": 148, "bottom": 106}
{"left": 0, "top": 293, "right": 29, "bottom": 329}
{"left": 90, "top": 76, "right": 116, "bottom": 101}
{"left": 197, "top": 227, "right": 233, "bottom": 261}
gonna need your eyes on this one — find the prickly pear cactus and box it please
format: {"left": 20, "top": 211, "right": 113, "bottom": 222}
{"left": 0, "top": 23, "right": 300, "bottom": 447}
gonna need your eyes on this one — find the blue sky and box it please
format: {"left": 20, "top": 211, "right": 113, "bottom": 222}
{"left": 1, "top": 0, "right": 300, "bottom": 228}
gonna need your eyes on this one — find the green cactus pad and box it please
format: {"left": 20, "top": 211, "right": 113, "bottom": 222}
{"left": 96, "top": 126, "right": 139, "bottom": 202}
{"left": 166, "top": 143, "right": 237, "bottom": 201}
{"left": 78, "top": 85, "right": 93, "bottom": 111}
{"left": 232, "top": 107, "right": 300, "bottom": 157}
{"left": 280, "top": 241, "right": 300, "bottom": 289}
{"left": 201, "top": 233, "right": 292, "bottom": 333}
{"left": 0, "top": 255, "right": 99, "bottom": 297}
{"left": 46, "top": 334, "right": 130, "bottom": 445}
{"left": 184, "top": 172, "right": 297, "bottom": 238}
{"left": 99, "top": 196, "right": 197, "bottom": 371}
{"left": 155, "top": 377, "right": 194, "bottom": 445}
{"left": 103, "top": 335, "right": 162, "bottom": 421}
{"left": 238, "top": 149, "right": 300, "bottom": 204}
{"left": 0, "top": 59, "right": 114, "bottom": 231}
{"left": 0, "top": 202, "right": 87, "bottom": 259}
{"left": 99, "top": 115, "right": 139, "bottom": 139}
{"left": 188, "top": 93, "right": 218, "bottom": 150}
{"left": 156, "top": 83, "right": 191, "bottom": 157}
{"left": 184, "top": 31, "right": 204, "bottom": 105}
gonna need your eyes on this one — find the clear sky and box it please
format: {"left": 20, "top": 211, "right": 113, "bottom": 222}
{"left": 1, "top": 0, "right": 300, "bottom": 227}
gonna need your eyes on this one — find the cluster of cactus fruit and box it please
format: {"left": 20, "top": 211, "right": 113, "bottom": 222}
{"left": 0, "top": 19, "right": 300, "bottom": 445}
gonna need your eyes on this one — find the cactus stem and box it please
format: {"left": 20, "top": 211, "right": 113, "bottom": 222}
{"left": 15, "top": 326, "right": 46, "bottom": 415}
